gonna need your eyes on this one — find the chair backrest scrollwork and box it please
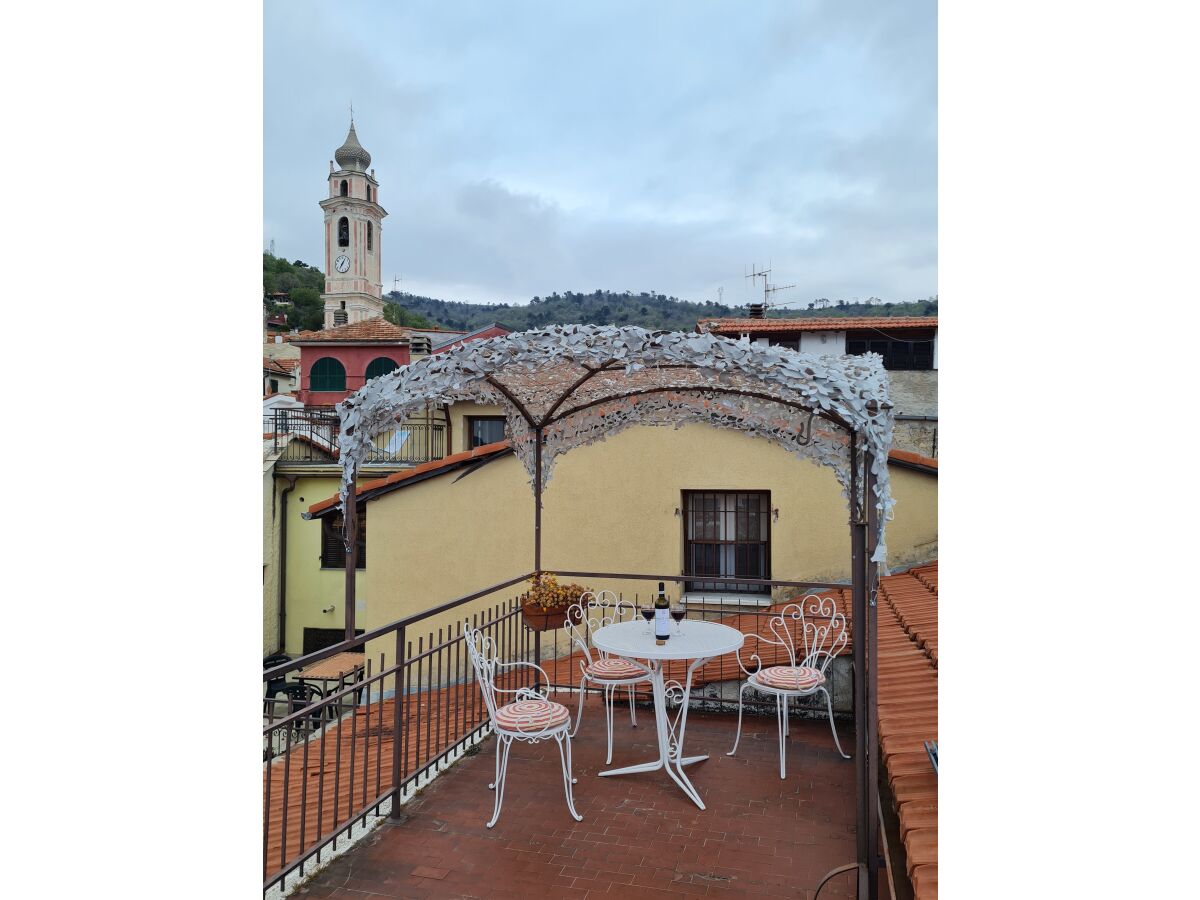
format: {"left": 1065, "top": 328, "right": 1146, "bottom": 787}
{"left": 734, "top": 593, "right": 848, "bottom": 677}
{"left": 463, "top": 624, "right": 503, "bottom": 726}
{"left": 565, "top": 590, "right": 634, "bottom": 670}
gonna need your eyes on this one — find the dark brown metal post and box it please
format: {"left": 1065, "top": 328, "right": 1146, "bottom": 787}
{"left": 389, "top": 625, "right": 406, "bottom": 820}
{"left": 344, "top": 468, "right": 358, "bottom": 643}
{"left": 848, "top": 433, "right": 872, "bottom": 899}
{"left": 533, "top": 425, "right": 543, "bottom": 692}
{"left": 534, "top": 426, "right": 543, "bottom": 573}
{"left": 864, "top": 453, "right": 881, "bottom": 900}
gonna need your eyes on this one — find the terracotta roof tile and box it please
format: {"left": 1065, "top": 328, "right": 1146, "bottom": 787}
{"left": 697, "top": 316, "right": 937, "bottom": 335}
{"left": 305, "top": 440, "right": 512, "bottom": 516}
{"left": 292, "top": 317, "right": 412, "bottom": 343}
{"left": 263, "top": 357, "right": 299, "bottom": 375}
{"left": 874, "top": 561, "right": 938, "bottom": 898}
{"left": 888, "top": 448, "right": 938, "bottom": 471}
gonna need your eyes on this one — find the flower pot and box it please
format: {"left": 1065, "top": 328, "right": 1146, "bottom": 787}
{"left": 522, "top": 603, "right": 572, "bottom": 632}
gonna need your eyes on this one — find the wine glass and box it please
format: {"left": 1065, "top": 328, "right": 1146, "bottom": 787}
{"left": 640, "top": 606, "right": 654, "bottom": 636}
{"left": 670, "top": 605, "right": 686, "bottom": 635}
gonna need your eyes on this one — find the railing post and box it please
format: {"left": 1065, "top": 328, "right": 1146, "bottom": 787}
{"left": 389, "top": 625, "right": 406, "bottom": 820}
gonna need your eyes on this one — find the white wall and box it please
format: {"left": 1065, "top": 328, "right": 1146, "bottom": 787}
{"left": 801, "top": 330, "right": 846, "bottom": 354}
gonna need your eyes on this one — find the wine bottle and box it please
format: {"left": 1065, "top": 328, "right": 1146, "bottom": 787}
{"left": 654, "top": 581, "right": 670, "bottom": 645}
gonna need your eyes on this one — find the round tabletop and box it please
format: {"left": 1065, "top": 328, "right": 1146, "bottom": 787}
{"left": 593, "top": 620, "right": 744, "bottom": 661}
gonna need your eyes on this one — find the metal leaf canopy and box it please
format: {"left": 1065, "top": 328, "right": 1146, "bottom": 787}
{"left": 336, "top": 324, "right": 896, "bottom": 566}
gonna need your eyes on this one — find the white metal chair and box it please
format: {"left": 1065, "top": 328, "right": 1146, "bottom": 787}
{"left": 564, "top": 590, "right": 652, "bottom": 765}
{"left": 463, "top": 623, "right": 582, "bottom": 828}
{"left": 727, "top": 594, "right": 851, "bottom": 778}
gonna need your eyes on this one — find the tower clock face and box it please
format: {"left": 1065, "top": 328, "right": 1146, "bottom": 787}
{"left": 334, "top": 255, "right": 350, "bottom": 273}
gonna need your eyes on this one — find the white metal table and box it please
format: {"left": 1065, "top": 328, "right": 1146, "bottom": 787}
{"left": 592, "top": 619, "right": 744, "bottom": 810}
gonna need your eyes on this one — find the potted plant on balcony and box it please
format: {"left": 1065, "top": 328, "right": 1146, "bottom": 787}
{"left": 520, "top": 573, "right": 590, "bottom": 632}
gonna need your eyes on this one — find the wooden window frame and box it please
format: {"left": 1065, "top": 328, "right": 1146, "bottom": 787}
{"left": 309, "top": 357, "right": 346, "bottom": 392}
{"left": 466, "top": 415, "right": 506, "bottom": 449}
{"left": 364, "top": 356, "right": 397, "bottom": 380}
{"left": 321, "top": 506, "right": 366, "bottom": 570}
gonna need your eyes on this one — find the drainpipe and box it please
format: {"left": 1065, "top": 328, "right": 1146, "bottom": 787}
{"left": 277, "top": 474, "right": 298, "bottom": 655}
{"left": 441, "top": 403, "right": 452, "bottom": 456}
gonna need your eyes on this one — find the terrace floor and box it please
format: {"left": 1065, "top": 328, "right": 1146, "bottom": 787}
{"left": 293, "top": 699, "right": 864, "bottom": 899}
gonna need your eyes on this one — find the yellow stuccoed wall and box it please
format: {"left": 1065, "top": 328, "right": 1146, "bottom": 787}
{"left": 360, "top": 423, "right": 937, "bottom": 662}
{"left": 282, "top": 474, "right": 367, "bottom": 656}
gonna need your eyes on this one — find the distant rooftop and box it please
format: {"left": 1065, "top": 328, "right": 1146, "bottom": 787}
{"left": 292, "top": 317, "right": 411, "bottom": 344}
{"left": 698, "top": 316, "right": 937, "bottom": 334}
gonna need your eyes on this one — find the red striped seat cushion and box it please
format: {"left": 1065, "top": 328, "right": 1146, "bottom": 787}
{"left": 586, "top": 657, "right": 650, "bottom": 680}
{"left": 754, "top": 665, "right": 825, "bottom": 691}
{"left": 493, "top": 699, "right": 571, "bottom": 732}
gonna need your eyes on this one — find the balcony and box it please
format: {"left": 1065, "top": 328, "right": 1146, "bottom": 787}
{"left": 263, "top": 566, "right": 938, "bottom": 899}
{"left": 264, "top": 406, "right": 445, "bottom": 467}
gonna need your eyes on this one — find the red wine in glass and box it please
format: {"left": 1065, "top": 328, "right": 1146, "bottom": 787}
{"left": 670, "top": 607, "right": 685, "bottom": 633}
{"left": 640, "top": 606, "right": 654, "bottom": 634}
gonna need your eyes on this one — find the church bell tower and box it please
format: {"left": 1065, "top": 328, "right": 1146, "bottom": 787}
{"left": 320, "top": 118, "right": 387, "bottom": 327}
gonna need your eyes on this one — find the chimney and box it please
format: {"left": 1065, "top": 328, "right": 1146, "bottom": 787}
{"left": 747, "top": 303, "right": 765, "bottom": 319}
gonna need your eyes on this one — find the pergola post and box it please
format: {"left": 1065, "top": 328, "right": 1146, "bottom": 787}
{"left": 343, "top": 463, "right": 358, "bottom": 643}
{"left": 864, "top": 452, "right": 880, "bottom": 900}
{"left": 533, "top": 426, "right": 543, "bottom": 683}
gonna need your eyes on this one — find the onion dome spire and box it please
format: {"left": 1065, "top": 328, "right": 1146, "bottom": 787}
{"left": 334, "top": 118, "right": 371, "bottom": 172}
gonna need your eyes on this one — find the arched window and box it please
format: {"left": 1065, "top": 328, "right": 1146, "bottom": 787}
{"left": 367, "top": 185, "right": 372, "bottom": 202}
{"left": 367, "top": 222, "right": 373, "bottom": 251}
{"left": 310, "top": 357, "right": 346, "bottom": 392}
{"left": 337, "top": 217, "right": 349, "bottom": 247}
{"left": 339, "top": 180, "right": 348, "bottom": 197}
{"left": 365, "top": 357, "right": 398, "bottom": 380}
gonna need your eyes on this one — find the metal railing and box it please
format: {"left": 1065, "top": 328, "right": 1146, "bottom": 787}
{"left": 264, "top": 407, "right": 445, "bottom": 465}
{"left": 261, "top": 570, "right": 852, "bottom": 893}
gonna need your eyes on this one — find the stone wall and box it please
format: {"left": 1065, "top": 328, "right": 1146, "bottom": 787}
{"left": 889, "top": 370, "right": 937, "bottom": 457}
{"left": 889, "top": 370, "right": 937, "bottom": 416}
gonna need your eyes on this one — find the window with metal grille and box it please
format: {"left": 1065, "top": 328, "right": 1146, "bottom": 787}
{"left": 365, "top": 356, "right": 397, "bottom": 380}
{"left": 467, "top": 416, "right": 506, "bottom": 448}
{"left": 846, "top": 333, "right": 934, "bottom": 370}
{"left": 367, "top": 222, "right": 373, "bottom": 252}
{"left": 321, "top": 506, "right": 365, "bottom": 569}
{"left": 309, "top": 357, "right": 346, "bottom": 392}
{"left": 337, "top": 217, "right": 349, "bottom": 247}
{"left": 683, "top": 490, "right": 770, "bottom": 594}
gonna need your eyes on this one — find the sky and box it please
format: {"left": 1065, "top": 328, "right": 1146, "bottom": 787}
{"left": 264, "top": 0, "right": 936, "bottom": 307}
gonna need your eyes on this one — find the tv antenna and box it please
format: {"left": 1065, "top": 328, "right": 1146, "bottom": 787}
{"left": 392, "top": 274, "right": 403, "bottom": 294}
{"left": 744, "top": 262, "right": 796, "bottom": 316}
{"left": 269, "top": 239, "right": 275, "bottom": 256}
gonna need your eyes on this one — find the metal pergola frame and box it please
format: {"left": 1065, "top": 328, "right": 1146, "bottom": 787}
{"left": 330, "top": 326, "right": 889, "bottom": 899}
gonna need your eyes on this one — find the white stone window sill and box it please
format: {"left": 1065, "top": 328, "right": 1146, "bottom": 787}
{"left": 682, "top": 592, "right": 774, "bottom": 608}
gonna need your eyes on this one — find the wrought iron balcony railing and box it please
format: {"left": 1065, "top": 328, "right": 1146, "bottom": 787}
{"left": 261, "top": 571, "right": 851, "bottom": 894}
{"left": 264, "top": 407, "right": 445, "bottom": 465}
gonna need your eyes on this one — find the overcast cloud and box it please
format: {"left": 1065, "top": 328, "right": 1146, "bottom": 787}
{"left": 264, "top": 0, "right": 936, "bottom": 306}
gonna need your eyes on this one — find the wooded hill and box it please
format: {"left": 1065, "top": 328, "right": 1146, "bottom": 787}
{"left": 264, "top": 254, "right": 936, "bottom": 333}
{"left": 386, "top": 289, "right": 937, "bottom": 333}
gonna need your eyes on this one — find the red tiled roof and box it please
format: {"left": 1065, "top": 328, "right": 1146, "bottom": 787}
{"left": 876, "top": 561, "right": 938, "bottom": 897}
{"left": 263, "top": 357, "right": 299, "bottom": 375}
{"left": 305, "top": 441, "right": 512, "bottom": 517}
{"left": 292, "top": 317, "right": 412, "bottom": 343}
{"left": 888, "top": 448, "right": 938, "bottom": 471}
{"left": 697, "top": 316, "right": 937, "bottom": 334}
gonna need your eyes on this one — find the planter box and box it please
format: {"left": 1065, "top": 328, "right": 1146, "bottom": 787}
{"left": 522, "top": 604, "right": 572, "bottom": 632}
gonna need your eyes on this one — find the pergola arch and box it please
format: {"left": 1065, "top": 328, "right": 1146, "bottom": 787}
{"left": 335, "top": 324, "right": 895, "bottom": 564}
{"left": 331, "top": 323, "right": 896, "bottom": 896}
